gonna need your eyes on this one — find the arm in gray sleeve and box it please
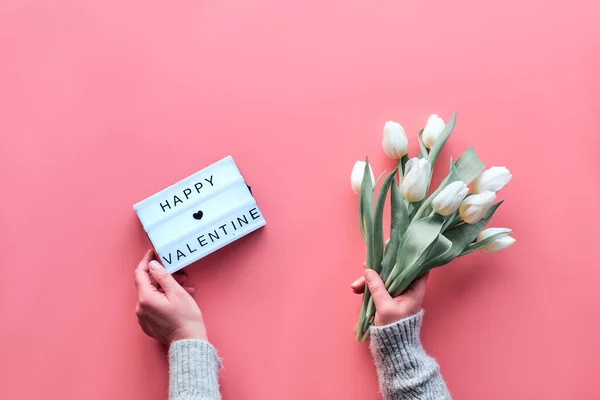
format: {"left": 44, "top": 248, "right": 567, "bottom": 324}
{"left": 169, "top": 340, "right": 221, "bottom": 400}
{"left": 370, "top": 311, "right": 451, "bottom": 400}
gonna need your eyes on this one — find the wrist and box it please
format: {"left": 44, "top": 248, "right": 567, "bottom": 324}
{"left": 168, "top": 324, "right": 208, "bottom": 343}
{"left": 375, "top": 306, "right": 422, "bottom": 326}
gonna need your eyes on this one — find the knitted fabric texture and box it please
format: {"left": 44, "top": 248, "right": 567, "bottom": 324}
{"left": 369, "top": 310, "right": 451, "bottom": 399}
{"left": 169, "top": 340, "right": 221, "bottom": 400}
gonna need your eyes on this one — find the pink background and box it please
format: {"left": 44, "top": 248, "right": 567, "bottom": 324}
{"left": 1, "top": 0, "right": 599, "bottom": 399}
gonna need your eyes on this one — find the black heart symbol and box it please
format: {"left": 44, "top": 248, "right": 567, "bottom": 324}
{"left": 192, "top": 210, "right": 204, "bottom": 220}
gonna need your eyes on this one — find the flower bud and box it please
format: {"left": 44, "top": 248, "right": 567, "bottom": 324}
{"left": 421, "top": 114, "right": 445, "bottom": 149}
{"left": 400, "top": 158, "right": 431, "bottom": 201}
{"left": 472, "top": 166, "right": 512, "bottom": 193}
{"left": 351, "top": 161, "right": 375, "bottom": 194}
{"left": 382, "top": 121, "right": 409, "bottom": 159}
{"left": 477, "top": 228, "right": 516, "bottom": 253}
{"left": 459, "top": 191, "right": 496, "bottom": 224}
{"left": 432, "top": 181, "right": 469, "bottom": 216}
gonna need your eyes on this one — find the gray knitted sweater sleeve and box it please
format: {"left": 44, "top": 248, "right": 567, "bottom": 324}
{"left": 369, "top": 310, "right": 451, "bottom": 399}
{"left": 168, "top": 311, "right": 449, "bottom": 400}
{"left": 169, "top": 340, "right": 221, "bottom": 400}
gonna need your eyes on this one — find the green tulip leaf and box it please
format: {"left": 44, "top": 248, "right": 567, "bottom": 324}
{"left": 388, "top": 214, "right": 445, "bottom": 285}
{"left": 371, "top": 168, "right": 398, "bottom": 274}
{"left": 357, "top": 158, "right": 376, "bottom": 336}
{"left": 358, "top": 193, "right": 366, "bottom": 242}
{"left": 380, "top": 179, "right": 408, "bottom": 282}
{"left": 389, "top": 232, "right": 452, "bottom": 296}
{"left": 455, "top": 146, "right": 485, "bottom": 184}
{"left": 419, "top": 201, "right": 504, "bottom": 273}
{"left": 426, "top": 233, "right": 453, "bottom": 263}
{"left": 360, "top": 158, "right": 375, "bottom": 269}
{"left": 417, "top": 128, "right": 428, "bottom": 159}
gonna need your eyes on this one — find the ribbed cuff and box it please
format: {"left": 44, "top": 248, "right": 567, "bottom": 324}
{"left": 369, "top": 310, "right": 450, "bottom": 399}
{"left": 370, "top": 310, "right": 424, "bottom": 374}
{"left": 169, "top": 340, "right": 221, "bottom": 399}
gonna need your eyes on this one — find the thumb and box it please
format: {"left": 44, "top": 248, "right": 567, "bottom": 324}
{"left": 149, "top": 260, "right": 180, "bottom": 295}
{"left": 365, "top": 269, "right": 393, "bottom": 309}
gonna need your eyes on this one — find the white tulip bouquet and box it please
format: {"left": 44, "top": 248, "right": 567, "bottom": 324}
{"left": 352, "top": 112, "right": 514, "bottom": 341}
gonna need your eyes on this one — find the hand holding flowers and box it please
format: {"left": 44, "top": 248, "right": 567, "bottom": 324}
{"left": 351, "top": 113, "right": 514, "bottom": 341}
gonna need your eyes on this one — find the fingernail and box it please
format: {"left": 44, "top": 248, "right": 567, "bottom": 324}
{"left": 149, "top": 260, "right": 161, "bottom": 271}
{"left": 351, "top": 278, "right": 362, "bottom": 287}
{"left": 365, "top": 269, "right": 375, "bottom": 282}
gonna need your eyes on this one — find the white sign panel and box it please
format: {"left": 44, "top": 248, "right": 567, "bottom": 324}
{"left": 134, "top": 156, "right": 266, "bottom": 273}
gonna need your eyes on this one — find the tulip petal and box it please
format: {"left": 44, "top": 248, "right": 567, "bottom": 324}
{"left": 480, "top": 236, "right": 516, "bottom": 253}
{"left": 459, "top": 230, "right": 513, "bottom": 256}
{"left": 427, "top": 112, "right": 457, "bottom": 167}
{"left": 413, "top": 160, "right": 460, "bottom": 220}
{"left": 472, "top": 166, "right": 512, "bottom": 193}
{"left": 382, "top": 121, "right": 409, "bottom": 159}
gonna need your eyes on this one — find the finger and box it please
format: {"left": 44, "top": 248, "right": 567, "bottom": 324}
{"left": 134, "top": 251, "right": 157, "bottom": 296}
{"left": 148, "top": 260, "right": 181, "bottom": 296}
{"left": 183, "top": 286, "right": 196, "bottom": 294}
{"left": 365, "top": 269, "right": 393, "bottom": 309}
{"left": 141, "top": 249, "right": 154, "bottom": 263}
{"left": 351, "top": 276, "right": 366, "bottom": 294}
{"left": 173, "top": 272, "right": 189, "bottom": 285}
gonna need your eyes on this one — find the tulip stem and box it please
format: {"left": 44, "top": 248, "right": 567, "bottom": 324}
{"left": 399, "top": 155, "right": 408, "bottom": 177}
{"left": 441, "top": 211, "right": 459, "bottom": 231}
{"left": 407, "top": 202, "right": 418, "bottom": 220}
{"left": 356, "top": 293, "right": 368, "bottom": 340}
{"left": 361, "top": 328, "right": 371, "bottom": 342}
{"left": 365, "top": 296, "right": 375, "bottom": 320}
{"left": 358, "top": 285, "right": 372, "bottom": 332}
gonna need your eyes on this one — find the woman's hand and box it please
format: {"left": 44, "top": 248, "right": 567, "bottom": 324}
{"left": 351, "top": 269, "right": 428, "bottom": 326}
{"left": 134, "top": 249, "right": 208, "bottom": 343}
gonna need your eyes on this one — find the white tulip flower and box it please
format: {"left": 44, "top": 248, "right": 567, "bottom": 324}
{"left": 401, "top": 158, "right": 431, "bottom": 202}
{"left": 421, "top": 114, "right": 446, "bottom": 149}
{"left": 382, "top": 121, "right": 409, "bottom": 159}
{"left": 351, "top": 161, "right": 375, "bottom": 194}
{"left": 472, "top": 166, "right": 513, "bottom": 193}
{"left": 432, "top": 181, "right": 469, "bottom": 216}
{"left": 459, "top": 191, "right": 496, "bottom": 224}
{"left": 477, "top": 228, "right": 516, "bottom": 253}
